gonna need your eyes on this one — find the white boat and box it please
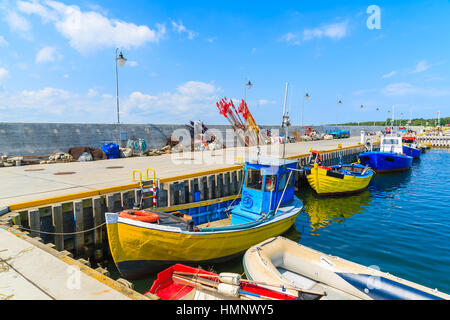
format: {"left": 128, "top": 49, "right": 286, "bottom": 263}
{"left": 243, "top": 237, "right": 449, "bottom": 300}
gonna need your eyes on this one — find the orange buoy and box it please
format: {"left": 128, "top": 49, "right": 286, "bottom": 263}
{"left": 119, "top": 210, "right": 159, "bottom": 223}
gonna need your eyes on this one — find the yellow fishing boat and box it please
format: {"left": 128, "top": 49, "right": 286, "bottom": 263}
{"left": 106, "top": 157, "right": 303, "bottom": 279}
{"left": 304, "top": 152, "right": 374, "bottom": 196}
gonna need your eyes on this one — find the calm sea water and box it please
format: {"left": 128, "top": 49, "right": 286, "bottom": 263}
{"left": 110, "top": 149, "right": 450, "bottom": 295}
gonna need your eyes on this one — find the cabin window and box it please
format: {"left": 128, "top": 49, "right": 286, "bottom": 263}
{"left": 246, "top": 168, "right": 263, "bottom": 190}
{"left": 277, "top": 174, "right": 287, "bottom": 191}
{"left": 287, "top": 172, "right": 295, "bottom": 188}
{"left": 265, "top": 175, "right": 277, "bottom": 192}
{"left": 383, "top": 139, "right": 399, "bottom": 145}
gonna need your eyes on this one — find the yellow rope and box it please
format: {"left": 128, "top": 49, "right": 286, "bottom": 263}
{"left": 168, "top": 270, "right": 200, "bottom": 300}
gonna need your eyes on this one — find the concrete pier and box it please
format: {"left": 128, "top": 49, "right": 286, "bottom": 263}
{"left": 0, "top": 225, "right": 151, "bottom": 300}
{"left": 418, "top": 135, "right": 450, "bottom": 148}
{"left": 0, "top": 136, "right": 362, "bottom": 209}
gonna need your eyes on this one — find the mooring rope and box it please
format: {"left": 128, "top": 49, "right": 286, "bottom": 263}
{"left": 0, "top": 222, "right": 106, "bottom": 236}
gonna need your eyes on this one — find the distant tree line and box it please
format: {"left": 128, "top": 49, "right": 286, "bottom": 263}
{"left": 335, "top": 117, "right": 449, "bottom": 127}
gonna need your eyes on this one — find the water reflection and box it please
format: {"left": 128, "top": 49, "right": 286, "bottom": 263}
{"left": 296, "top": 187, "right": 372, "bottom": 235}
{"left": 369, "top": 170, "right": 412, "bottom": 195}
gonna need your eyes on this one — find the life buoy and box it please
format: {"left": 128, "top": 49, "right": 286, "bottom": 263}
{"left": 119, "top": 210, "right": 159, "bottom": 223}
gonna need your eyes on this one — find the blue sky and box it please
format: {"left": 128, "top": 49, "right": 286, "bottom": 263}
{"left": 0, "top": 0, "right": 449, "bottom": 125}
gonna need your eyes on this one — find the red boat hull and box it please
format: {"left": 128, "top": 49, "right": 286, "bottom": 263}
{"left": 146, "top": 264, "right": 297, "bottom": 300}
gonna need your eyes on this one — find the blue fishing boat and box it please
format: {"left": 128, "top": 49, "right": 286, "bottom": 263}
{"left": 358, "top": 135, "right": 413, "bottom": 173}
{"left": 402, "top": 144, "right": 421, "bottom": 159}
{"left": 106, "top": 157, "right": 303, "bottom": 279}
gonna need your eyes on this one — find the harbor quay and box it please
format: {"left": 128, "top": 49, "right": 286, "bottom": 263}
{"left": 0, "top": 134, "right": 369, "bottom": 300}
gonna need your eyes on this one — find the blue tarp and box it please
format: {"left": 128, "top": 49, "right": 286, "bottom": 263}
{"left": 101, "top": 143, "right": 120, "bottom": 159}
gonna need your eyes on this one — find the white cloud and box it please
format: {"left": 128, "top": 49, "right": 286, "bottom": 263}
{"left": 17, "top": 0, "right": 166, "bottom": 54}
{"left": 0, "top": 67, "right": 9, "bottom": 81}
{"left": 171, "top": 20, "right": 198, "bottom": 40}
{"left": 127, "top": 61, "right": 138, "bottom": 67}
{"left": 258, "top": 99, "right": 276, "bottom": 106}
{"left": 35, "top": 46, "right": 61, "bottom": 63}
{"left": 0, "top": 35, "right": 8, "bottom": 47}
{"left": 382, "top": 71, "right": 397, "bottom": 79}
{"left": 0, "top": 86, "right": 116, "bottom": 122}
{"left": 87, "top": 88, "right": 98, "bottom": 98}
{"left": 17, "top": 0, "right": 58, "bottom": 22}
{"left": 0, "top": 81, "right": 223, "bottom": 123}
{"left": 122, "top": 81, "right": 222, "bottom": 121}
{"left": 279, "top": 32, "right": 300, "bottom": 46}
{"left": 382, "top": 82, "right": 449, "bottom": 97}
{"left": 410, "top": 60, "right": 431, "bottom": 74}
{"left": 280, "top": 21, "right": 348, "bottom": 45}
{"left": 5, "top": 10, "right": 31, "bottom": 33}
{"left": 303, "top": 21, "right": 348, "bottom": 41}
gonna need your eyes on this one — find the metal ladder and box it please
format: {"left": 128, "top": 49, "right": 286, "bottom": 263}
{"left": 132, "top": 168, "right": 157, "bottom": 209}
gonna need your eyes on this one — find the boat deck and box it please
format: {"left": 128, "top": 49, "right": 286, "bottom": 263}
{"left": 197, "top": 217, "right": 232, "bottom": 229}
{"left": 277, "top": 268, "right": 357, "bottom": 300}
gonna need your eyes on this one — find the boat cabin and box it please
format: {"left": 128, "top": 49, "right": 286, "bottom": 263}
{"left": 380, "top": 136, "right": 403, "bottom": 154}
{"left": 231, "top": 157, "right": 298, "bottom": 225}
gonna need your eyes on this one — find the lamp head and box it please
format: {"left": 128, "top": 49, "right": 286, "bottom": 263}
{"left": 116, "top": 51, "right": 127, "bottom": 66}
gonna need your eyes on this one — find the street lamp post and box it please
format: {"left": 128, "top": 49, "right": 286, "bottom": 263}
{"left": 359, "top": 105, "right": 364, "bottom": 126}
{"left": 115, "top": 49, "right": 127, "bottom": 146}
{"left": 374, "top": 107, "right": 379, "bottom": 126}
{"left": 301, "top": 92, "right": 310, "bottom": 128}
{"left": 115, "top": 48, "right": 127, "bottom": 125}
{"left": 336, "top": 99, "right": 342, "bottom": 127}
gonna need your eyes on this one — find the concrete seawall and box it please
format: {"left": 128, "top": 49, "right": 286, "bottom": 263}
{"left": 1, "top": 122, "right": 404, "bottom": 156}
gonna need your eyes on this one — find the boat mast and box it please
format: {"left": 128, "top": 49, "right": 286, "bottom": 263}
{"left": 281, "top": 82, "right": 289, "bottom": 158}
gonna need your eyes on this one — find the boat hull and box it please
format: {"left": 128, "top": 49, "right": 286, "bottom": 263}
{"left": 106, "top": 197, "right": 302, "bottom": 280}
{"left": 305, "top": 164, "right": 373, "bottom": 196}
{"left": 402, "top": 145, "right": 421, "bottom": 159}
{"left": 146, "top": 264, "right": 297, "bottom": 300}
{"left": 358, "top": 151, "right": 412, "bottom": 173}
{"left": 243, "top": 237, "right": 450, "bottom": 300}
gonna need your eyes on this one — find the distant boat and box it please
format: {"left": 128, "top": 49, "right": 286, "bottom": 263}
{"left": 304, "top": 151, "right": 374, "bottom": 196}
{"left": 105, "top": 157, "right": 303, "bottom": 279}
{"left": 243, "top": 237, "right": 450, "bottom": 300}
{"left": 358, "top": 135, "right": 413, "bottom": 173}
{"left": 145, "top": 263, "right": 313, "bottom": 300}
{"left": 402, "top": 136, "right": 426, "bottom": 155}
{"left": 402, "top": 143, "right": 422, "bottom": 159}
